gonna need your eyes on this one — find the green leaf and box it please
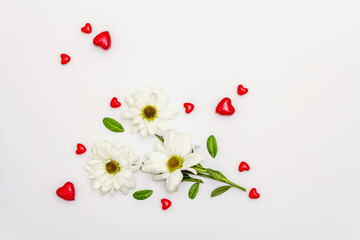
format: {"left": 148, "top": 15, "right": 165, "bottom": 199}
{"left": 207, "top": 135, "right": 218, "bottom": 158}
{"left": 182, "top": 175, "right": 204, "bottom": 183}
{"left": 211, "top": 185, "right": 232, "bottom": 197}
{"left": 103, "top": 117, "right": 124, "bottom": 132}
{"left": 207, "top": 169, "right": 228, "bottom": 182}
{"left": 196, "top": 173, "right": 215, "bottom": 180}
{"left": 155, "top": 134, "right": 164, "bottom": 143}
{"left": 133, "top": 190, "right": 153, "bottom": 200}
{"left": 188, "top": 183, "right": 200, "bottom": 199}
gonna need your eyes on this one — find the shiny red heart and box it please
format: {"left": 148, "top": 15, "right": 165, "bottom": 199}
{"left": 81, "top": 23, "right": 92, "bottom": 34}
{"left": 56, "top": 182, "right": 75, "bottom": 201}
{"left": 238, "top": 161, "right": 250, "bottom": 172}
{"left": 216, "top": 97, "right": 235, "bottom": 115}
{"left": 161, "top": 198, "right": 171, "bottom": 210}
{"left": 93, "top": 31, "right": 111, "bottom": 50}
{"left": 249, "top": 188, "right": 260, "bottom": 199}
{"left": 184, "top": 102, "right": 194, "bottom": 114}
{"left": 60, "top": 54, "right": 71, "bottom": 65}
{"left": 237, "top": 84, "right": 248, "bottom": 95}
{"left": 110, "top": 97, "right": 121, "bottom": 108}
{"left": 76, "top": 143, "right": 86, "bottom": 154}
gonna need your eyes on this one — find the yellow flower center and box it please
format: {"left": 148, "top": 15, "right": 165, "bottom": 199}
{"left": 142, "top": 105, "right": 157, "bottom": 121}
{"left": 105, "top": 160, "right": 120, "bottom": 175}
{"left": 167, "top": 156, "right": 183, "bottom": 172}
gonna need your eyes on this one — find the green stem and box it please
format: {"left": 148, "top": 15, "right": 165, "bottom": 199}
{"left": 191, "top": 166, "right": 247, "bottom": 192}
{"left": 155, "top": 134, "right": 164, "bottom": 143}
{"left": 196, "top": 172, "right": 215, "bottom": 180}
{"left": 192, "top": 166, "right": 207, "bottom": 173}
{"left": 226, "top": 181, "right": 247, "bottom": 192}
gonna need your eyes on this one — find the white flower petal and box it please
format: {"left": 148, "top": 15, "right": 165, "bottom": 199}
{"left": 95, "top": 145, "right": 110, "bottom": 160}
{"left": 92, "top": 169, "right": 106, "bottom": 178}
{"left": 170, "top": 169, "right": 183, "bottom": 186}
{"left": 132, "top": 115, "right": 143, "bottom": 124}
{"left": 131, "top": 125, "right": 140, "bottom": 133}
{"left": 113, "top": 177, "right": 121, "bottom": 190}
{"left": 121, "top": 86, "right": 177, "bottom": 138}
{"left": 166, "top": 169, "right": 182, "bottom": 192}
{"left": 101, "top": 141, "right": 112, "bottom": 152}
{"left": 129, "top": 154, "right": 140, "bottom": 165}
{"left": 185, "top": 168, "right": 197, "bottom": 175}
{"left": 134, "top": 94, "right": 146, "bottom": 109}
{"left": 164, "top": 131, "right": 177, "bottom": 154}
{"left": 155, "top": 91, "right": 170, "bottom": 110}
{"left": 99, "top": 173, "right": 110, "bottom": 183}
{"left": 155, "top": 142, "right": 171, "bottom": 158}
{"left": 121, "top": 108, "right": 142, "bottom": 119}
{"left": 93, "top": 179, "right": 102, "bottom": 189}
{"left": 126, "top": 96, "right": 136, "bottom": 107}
{"left": 85, "top": 164, "right": 94, "bottom": 172}
{"left": 101, "top": 183, "right": 112, "bottom": 193}
{"left": 86, "top": 140, "right": 139, "bottom": 196}
{"left": 130, "top": 165, "right": 141, "bottom": 171}
{"left": 149, "top": 93, "right": 158, "bottom": 106}
{"left": 142, "top": 161, "right": 168, "bottom": 173}
{"left": 87, "top": 159, "right": 103, "bottom": 166}
{"left": 120, "top": 169, "right": 134, "bottom": 181}
{"left": 145, "top": 151, "right": 168, "bottom": 162}
{"left": 157, "top": 108, "right": 178, "bottom": 119}
{"left": 140, "top": 127, "right": 148, "bottom": 138}
{"left": 174, "top": 133, "right": 192, "bottom": 157}
{"left": 138, "top": 119, "right": 147, "bottom": 131}
{"left": 129, "top": 180, "right": 136, "bottom": 189}
{"left": 182, "top": 153, "right": 205, "bottom": 169}
{"left": 147, "top": 122, "right": 155, "bottom": 135}
{"left": 120, "top": 186, "right": 129, "bottom": 195}
{"left": 152, "top": 173, "right": 170, "bottom": 181}
{"left": 113, "top": 142, "right": 123, "bottom": 149}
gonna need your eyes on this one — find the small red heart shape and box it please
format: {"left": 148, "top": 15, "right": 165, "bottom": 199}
{"left": 110, "top": 97, "right": 121, "bottom": 108}
{"left": 239, "top": 161, "right": 250, "bottom": 172}
{"left": 81, "top": 23, "right": 92, "bottom": 34}
{"left": 161, "top": 198, "right": 171, "bottom": 210}
{"left": 237, "top": 84, "right": 248, "bottom": 95}
{"left": 184, "top": 102, "right": 194, "bottom": 114}
{"left": 93, "top": 31, "right": 111, "bottom": 50}
{"left": 216, "top": 97, "right": 235, "bottom": 115}
{"left": 76, "top": 143, "right": 86, "bottom": 154}
{"left": 249, "top": 188, "right": 260, "bottom": 199}
{"left": 56, "top": 182, "right": 75, "bottom": 201}
{"left": 60, "top": 54, "right": 71, "bottom": 65}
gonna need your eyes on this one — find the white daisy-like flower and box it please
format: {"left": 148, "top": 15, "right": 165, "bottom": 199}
{"left": 142, "top": 131, "right": 205, "bottom": 192}
{"left": 121, "top": 85, "right": 178, "bottom": 138}
{"left": 85, "top": 140, "right": 140, "bottom": 195}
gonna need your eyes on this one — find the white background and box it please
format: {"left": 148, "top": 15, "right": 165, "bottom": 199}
{"left": 1, "top": 0, "right": 360, "bottom": 239}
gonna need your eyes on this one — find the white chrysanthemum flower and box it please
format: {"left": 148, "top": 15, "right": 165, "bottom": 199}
{"left": 142, "top": 131, "right": 205, "bottom": 192}
{"left": 121, "top": 85, "right": 178, "bottom": 138}
{"left": 86, "top": 141, "right": 140, "bottom": 195}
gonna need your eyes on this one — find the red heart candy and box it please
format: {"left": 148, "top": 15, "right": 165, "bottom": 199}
{"left": 184, "top": 102, "right": 194, "bottom": 114}
{"left": 238, "top": 161, "right": 250, "bottom": 172}
{"left": 56, "top": 182, "right": 75, "bottom": 201}
{"left": 237, "top": 84, "right": 248, "bottom": 95}
{"left": 216, "top": 97, "right": 235, "bottom": 115}
{"left": 81, "top": 23, "right": 92, "bottom": 34}
{"left": 76, "top": 143, "right": 86, "bottom": 154}
{"left": 60, "top": 54, "right": 71, "bottom": 65}
{"left": 110, "top": 97, "right": 121, "bottom": 108}
{"left": 249, "top": 188, "right": 260, "bottom": 199}
{"left": 93, "top": 31, "right": 111, "bottom": 50}
{"left": 161, "top": 198, "right": 171, "bottom": 210}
